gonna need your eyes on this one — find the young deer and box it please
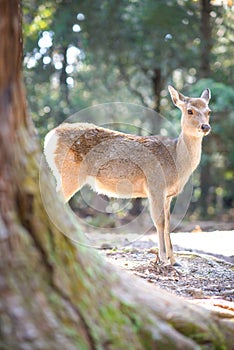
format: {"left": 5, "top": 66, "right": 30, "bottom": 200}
{"left": 44, "top": 86, "right": 211, "bottom": 265}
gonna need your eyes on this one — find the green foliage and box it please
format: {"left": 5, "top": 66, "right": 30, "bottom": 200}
{"left": 23, "top": 0, "right": 234, "bottom": 220}
{"left": 189, "top": 79, "right": 234, "bottom": 111}
{"left": 86, "top": 214, "right": 116, "bottom": 229}
{"left": 188, "top": 79, "right": 234, "bottom": 217}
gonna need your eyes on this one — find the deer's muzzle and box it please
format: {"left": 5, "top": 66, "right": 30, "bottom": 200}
{"left": 201, "top": 124, "right": 211, "bottom": 135}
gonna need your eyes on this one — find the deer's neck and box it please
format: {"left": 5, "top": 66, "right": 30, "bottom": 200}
{"left": 176, "top": 132, "right": 203, "bottom": 175}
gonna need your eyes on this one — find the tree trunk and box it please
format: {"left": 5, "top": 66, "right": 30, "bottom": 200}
{"left": 0, "top": 2, "right": 233, "bottom": 349}
{"left": 60, "top": 45, "right": 70, "bottom": 107}
{"left": 150, "top": 68, "right": 163, "bottom": 134}
{"left": 152, "top": 68, "right": 162, "bottom": 114}
{"left": 200, "top": 0, "right": 212, "bottom": 78}
{"left": 129, "top": 198, "right": 143, "bottom": 216}
{"left": 200, "top": 159, "right": 211, "bottom": 216}
{"left": 199, "top": 0, "right": 213, "bottom": 216}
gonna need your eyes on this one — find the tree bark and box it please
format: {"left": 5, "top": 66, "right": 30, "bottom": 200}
{"left": 60, "top": 45, "right": 70, "bottom": 107}
{"left": 199, "top": 0, "right": 213, "bottom": 216}
{"left": 200, "top": 158, "right": 211, "bottom": 216}
{"left": 200, "top": 0, "right": 212, "bottom": 78}
{"left": 0, "top": 1, "right": 233, "bottom": 349}
{"left": 152, "top": 68, "right": 162, "bottom": 114}
{"left": 151, "top": 68, "right": 164, "bottom": 134}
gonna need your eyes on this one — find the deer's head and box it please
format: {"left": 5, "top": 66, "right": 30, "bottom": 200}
{"left": 168, "top": 85, "right": 211, "bottom": 138}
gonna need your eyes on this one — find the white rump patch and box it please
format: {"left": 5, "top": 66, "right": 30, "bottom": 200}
{"left": 44, "top": 129, "right": 62, "bottom": 191}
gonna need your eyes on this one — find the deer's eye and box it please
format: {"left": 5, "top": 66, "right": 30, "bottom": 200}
{"left": 187, "top": 109, "right": 193, "bottom": 115}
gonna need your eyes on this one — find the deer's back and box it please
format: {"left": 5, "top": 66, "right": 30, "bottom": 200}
{"left": 55, "top": 123, "right": 179, "bottom": 197}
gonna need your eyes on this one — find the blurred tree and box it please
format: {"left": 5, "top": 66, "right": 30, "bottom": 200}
{"left": 190, "top": 0, "right": 234, "bottom": 217}
{"left": 22, "top": 0, "right": 234, "bottom": 220}
{"left": 200, "top": 0, "right": 212, "bottom": 78}
{"left": 189, "top": 79, "right": 234, "bottom": 216}
{"left": 2, "top": 2, "right": 234, "bottom": 349}
{"left": 198, "top": 0, "right": 213, "bottom": 216}
{"left": 78, "top": 0, "right": 202, "bottom": 129}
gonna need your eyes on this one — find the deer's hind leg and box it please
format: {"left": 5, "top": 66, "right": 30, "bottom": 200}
{"left": 55, "top": 149, "right": 85, "bottom": 202}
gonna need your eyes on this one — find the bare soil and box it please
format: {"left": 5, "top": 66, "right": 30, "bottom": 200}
{"left": 97, "top": 230, "right": 234, "bottom": 317}
{"left": 102, "top": 247, "right": 234, "bottom": 301}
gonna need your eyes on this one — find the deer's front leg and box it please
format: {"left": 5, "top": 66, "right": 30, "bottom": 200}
{"left": 164, "top": 197, "right": 176, "bottom": 265}
{"left": 149, "top": 194, "right": 167, "bottom": 264}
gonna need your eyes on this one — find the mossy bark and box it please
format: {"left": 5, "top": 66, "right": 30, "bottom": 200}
{"left": 0, "top": 1, "right": 233, "bottom": 350}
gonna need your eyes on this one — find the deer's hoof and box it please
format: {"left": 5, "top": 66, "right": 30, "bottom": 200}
{"left": 173, "top": 261, "right": 181, "bottom": 267}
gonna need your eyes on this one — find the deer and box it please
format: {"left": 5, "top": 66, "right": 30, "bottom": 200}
{"left": 44, "top": 85, "right": 211, "bottom": 265}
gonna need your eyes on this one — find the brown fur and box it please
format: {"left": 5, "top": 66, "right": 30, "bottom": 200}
{"left": 44, "top": 86, "right": 211, "bottom": 265}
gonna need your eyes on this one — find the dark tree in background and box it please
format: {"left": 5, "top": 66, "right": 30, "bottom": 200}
{"left": 200, "top": 0, "right": 212, "bottom": 78}
{"left": 199, "top": 0, "right": 213, "bottom": 215}
{"left": 23, "top": 0, "right": 234, "bottom": 220}
{"left": 0, "top": 1, "right": 234, "bottom": 349}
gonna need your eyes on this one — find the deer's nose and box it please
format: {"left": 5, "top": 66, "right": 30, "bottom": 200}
{"left": 201, "top": 124, "right": 211, "bottom": 133}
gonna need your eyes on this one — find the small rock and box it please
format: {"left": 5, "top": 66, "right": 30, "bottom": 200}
{"left": 186, "top": 288, "right": 204, "bottom": 298}
{"left": 101, "top": 243, "right": 113, "bottom": 249}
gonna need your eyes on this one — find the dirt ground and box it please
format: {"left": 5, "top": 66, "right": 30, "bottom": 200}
{"left": 101, "top": 247, "right": 233, "bottom": 301}
{"left": 95, "top": 229, "right": 234, "bottom": 315}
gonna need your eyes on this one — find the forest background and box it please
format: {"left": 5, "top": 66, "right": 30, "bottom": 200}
{"left": 23, "top": 0, "right": 234, "bottom": 227}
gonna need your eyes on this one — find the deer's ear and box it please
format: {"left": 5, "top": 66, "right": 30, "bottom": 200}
{"left": 168, "top": 85, "right": 187, "bottom": 107}
{"left": 200, "top": 88, "right": 211, "bottom": 102}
